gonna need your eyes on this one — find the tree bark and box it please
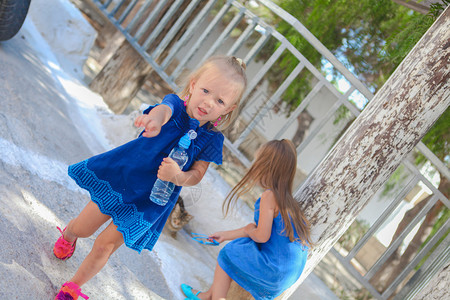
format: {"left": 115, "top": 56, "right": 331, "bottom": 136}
{"left": 292, "top": 111, "right": 314, "bottom": 147}
{"left": 69, "top": 0, "right": 109, "bottom": 30}
{"left": 413, "top": 262, "right": 450, "bottom": 300}
{"left": 281, "top": 7, "right": 449, "bottom": 299}
{"left": 98, "top": 25, "right": 126, "bottom": 66}
{"left": 89, "top": 0, "right": 206, "bottom": 112}
{"left": 89, "top": 40, "right": 152, "bottom": 113}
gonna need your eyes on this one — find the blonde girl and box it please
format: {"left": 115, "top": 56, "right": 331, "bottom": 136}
{"left": 53, "top": 56, "right": 247, "bottom": 300}
{"left": 182, "top": 139, "right": 312, "bottom": 300}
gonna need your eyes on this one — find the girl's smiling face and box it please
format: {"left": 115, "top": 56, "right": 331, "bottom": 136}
{"left": 187, "top": 67, "right": 239, "bottom": 126}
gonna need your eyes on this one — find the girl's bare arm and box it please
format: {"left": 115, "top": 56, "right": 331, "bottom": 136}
{"left": 210, "top": 190, "right": 276, "bottom": 244}
{"left": 244, "top": 190, "right": 276, "bottom": 243}
{"left": 134, "top": 104, "right": 172, "bottom": 137}
{"left": 209, "top": 227, "right": 248, "bottom": 243}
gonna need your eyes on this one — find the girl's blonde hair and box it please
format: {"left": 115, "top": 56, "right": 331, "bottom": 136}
{"left": 223, "top": 139, "right": 312, "bottom": 246}
{"left": 178, "top": 56, "right": 247, "bottom": 129}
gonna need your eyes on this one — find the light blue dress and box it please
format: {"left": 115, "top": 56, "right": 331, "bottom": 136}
{"left": 218, "top": 198, "right": 308, "bottom": 299}
{"left": 68, "top": 94, "right": 224, "bottom": 253}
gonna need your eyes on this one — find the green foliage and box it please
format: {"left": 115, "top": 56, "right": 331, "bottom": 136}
{"left": 383, "top": 0, "right": 450, "bottom": 66}
{"left": 416, "top": 206, "right": 450, "bottom": 270}
{"left": 418, "top": 108, "right": 450, "bottom": 165}
{"left": 257, "top": 0, "right": 424, "bottom": 113}
{"left": 381, "top": 164, "right": 410, "bottom": 196}
{"left": 338, "top": 219, "right": 370, "bottom": 251}
{"left": 257, "top": 0, "right": 449, "bottom": 110}
{"left": 333, "top": 105, "right": 353, "bottom": 126}
{"left": 259, "top": 0, "right": 449, "bottom": 171}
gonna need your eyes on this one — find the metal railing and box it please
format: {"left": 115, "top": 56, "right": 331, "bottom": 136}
{"left": 89, "top": 1, "right": 449, "bottom": 299}
{"left": 331, "top": 156, "right": 450, "bottom": 299}
{"left": 91, "top": 0, "right": 373, "bottom": 168}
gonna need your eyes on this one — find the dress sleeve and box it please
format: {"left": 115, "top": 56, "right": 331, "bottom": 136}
{"left": 142, "top": 94, "right": 181, "bottom": 117}
{"left": 196, "top": 132, "right": 224, "bottom": 165}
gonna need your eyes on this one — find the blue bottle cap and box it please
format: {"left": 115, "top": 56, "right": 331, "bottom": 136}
{"left": 178, "top": 130, "right": 197, "bottom": 149}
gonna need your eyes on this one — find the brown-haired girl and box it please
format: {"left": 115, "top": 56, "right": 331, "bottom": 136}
{"left": 53, "top": 56, "right": 247, "bottom": 300}
{"left": 182, "top": 139, "right": 312, "bottom": 300}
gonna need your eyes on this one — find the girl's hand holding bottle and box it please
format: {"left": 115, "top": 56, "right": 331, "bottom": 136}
{"left": 156, "top": 157, "right": 184, "bottom": 185}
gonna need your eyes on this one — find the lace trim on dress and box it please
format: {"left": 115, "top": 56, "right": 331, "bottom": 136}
{"left": 68, "top": 160, "right": 160, "bottom": 252}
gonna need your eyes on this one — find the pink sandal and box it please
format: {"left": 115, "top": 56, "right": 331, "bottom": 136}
{"left": 55, "top": 282, "right": 89, "bottom": 300}
{"left": 53, "top": 226, "right": 77, "bottom": 260}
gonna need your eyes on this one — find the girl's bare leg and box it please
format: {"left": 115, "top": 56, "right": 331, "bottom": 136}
{"left": 63, "top": 201, "right": 111, "bottom": 243}
{"left": 211, "top": 263, "right": 231, "bottom": 300}
{"left": 70, "top": 221, "right": 124, "bottom": 286}
{"left": 195, "top": 288, "right": 211, "bottom": 300}
{"left": 194, "top": 263, "right": 231, "bottom": 300}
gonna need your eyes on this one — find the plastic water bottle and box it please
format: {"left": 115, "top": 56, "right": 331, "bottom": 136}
{"left": 150, "top": 130, "right": 197, "bottom": 206}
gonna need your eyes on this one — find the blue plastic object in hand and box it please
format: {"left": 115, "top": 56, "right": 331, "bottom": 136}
{"left": 191, "top": 233, "right": 219, "bottom": 246}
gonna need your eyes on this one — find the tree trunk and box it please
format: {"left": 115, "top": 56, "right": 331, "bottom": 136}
{"left": 392, "top": 0, "right": 442, "bottom": 14}
{"left": 89, "top": 0, "right": 206, "bottom": 112}
{"left": 281, "top": 7, "right": 449, "bottom": 299}
{"left": 89, "top": 40, "right": 152, "bottom": 113}
{"left": 69, "top": 0, "right": 110, "bottom": 31}
{"left": 98, "top": 27, "right": 126, "bottom": 66}
{"left": 412, "top": 262, "right": 450, "bottom": 300}
{"left": 140, "top": 1, "right": 208, "bottom": 99}
{"left": 292, "top": 111, "right": 314, "bottom": 147}
{"left": 88, "top": 0, "right": 172, "bottom": 113}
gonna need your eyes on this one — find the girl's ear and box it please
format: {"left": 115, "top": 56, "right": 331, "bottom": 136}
{"left": 225, "top": 104, "right": 238, "bottom": 114}
{"left": 189, "top": 79, "right": 196, "bottom": 94}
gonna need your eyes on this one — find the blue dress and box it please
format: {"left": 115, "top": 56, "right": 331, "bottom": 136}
{"left": 68, "top": 94, "right": 224, "bottom": 253}
{"left": 218, "top": 198, "right": 308, "bottom": 300}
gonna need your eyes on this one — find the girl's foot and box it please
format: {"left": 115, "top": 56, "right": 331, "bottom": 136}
{"left": 181, "top": 283, "right": 202, "bottom": 300}
{"left": 55, "top": 282, "right": 89, "bottom": 300}
{"left": 53, "top": 226, "right": 77, "bottom": 260}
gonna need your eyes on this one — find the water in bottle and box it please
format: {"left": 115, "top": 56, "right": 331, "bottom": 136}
{"left": 150, "top": 130, "right": 197, "bottom": 206}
